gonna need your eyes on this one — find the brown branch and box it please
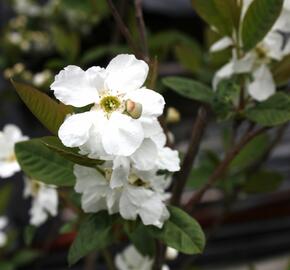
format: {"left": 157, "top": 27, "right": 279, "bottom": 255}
{"left": 134, "top": 0, "right": 149, "bottom": 62}
{"left": 185, "top": 126, "right": 268, "bottom": 211}
{"left": 170, "top": 106, "right": 208, "bottom": 206}
{"left": 106, "top": 0, "right": 141, "bottom": 57}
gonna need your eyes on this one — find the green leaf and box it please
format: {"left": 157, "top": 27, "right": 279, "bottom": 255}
{"left": 15, "top": 139, "right": 75, "bottom": 186}
{"left": 40, "top": 136, "right": 103, "bottom": 168}
{"left": 162, "top": 77, "right": 213, "bottom": 104}
{"left": 213, "top": 79, "right": 240, "bottom": 120}
{"left": 193, "top": 0, "right": 240, "bottom": 36}
{"left": 125, "top": 222, "right": 155, "bottom": 257}
{"left": 148, "top": 206, "right": 205, "bottom": 254}
{"left": 11, "top": 81, "right": 73, "bottom": 135}
{"left": 0, "top": 262, "right": 14, "bottom": 270}
{"left": 68, "top": 212, "right": 114, "bottom": 266}
{"left": 230, "top": 134, "right": 269, "bottom": 172}
{"left": 245, "top": 92, "right": 290, "bottom": 126}
{"left": 12, "top": 249, "right": 41, "bottom": 267}
{"left": 272, "top": 54, "right": 290, "bottom": 86}
{"left": 243, "top": 171, "right": 283, "bottom": 193}
{"left": 59, "top": 220, "right": 76, "bottom": 234}
{"left": 241, "top": 0, "right": 284, "bottom": 51}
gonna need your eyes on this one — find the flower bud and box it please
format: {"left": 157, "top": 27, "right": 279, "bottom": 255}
{"left": 125, "top": 99, "right": 142, "bottom": 119}
{"left": 166, "top": 107, "right": 180, "bottom": 123}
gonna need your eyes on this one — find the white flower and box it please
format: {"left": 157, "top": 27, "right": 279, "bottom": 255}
{"left": 0, "top": 216, "right": 8, "bottom": 247}
{"left": 115, "top": 245, "right": 170, "bottom": 270}
{"left": 108, "top": 121, "right": 180, "bottom": 189}
{"left": 24, "top": 177, "right": 58, "bottom": 226}
{"left": 51, "top": 54, "right": 165, "bottom": 157}
{"left": 0, "top": 124, "right": 28, "bottom": 178}
{"left": 74, "top": 164, "right": 171, "bottom": 228}
{"left": 115, "top": 245, "right": 153, "bottom": 270}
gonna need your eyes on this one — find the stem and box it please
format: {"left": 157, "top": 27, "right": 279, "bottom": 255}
{"left": 102, "top": 249, "right": 117, "bottom": 270}
{"left": 84, "top": 251, "right": 98, "bottom": 270}
{"left": 106, "top": 0, "right": 141, "bottom": 57}
{"left": 185, "top": 126, "right": 268, "bottom": 211}
{"left": 134, "top": 0, "right": 149, "bottom": 62}
{"left": 170, "top": 106, "right": 208, "bottom": 206}
{"left": 153, "top": 240, "right": 165, "bottom": 270}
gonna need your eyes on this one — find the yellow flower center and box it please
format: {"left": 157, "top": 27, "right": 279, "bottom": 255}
{"left": 100, "top": 95, "right": 121, "bottom": 113}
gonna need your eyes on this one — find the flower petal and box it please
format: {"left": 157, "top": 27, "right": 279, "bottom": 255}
{"left": 51, "top": 65, "right": 104, "bottom": 107}
{"left": 111, "top": 157, "right": 130, "bottom": 188}
{"left": 248, "top": 64, "right": 275, "bottom": 101}
{"left": 126, "top": 88, "right": 165, "bottom": 118}
{"left": 105, "top": 54, "right": 148, "bottom": 93}
{"left": 58, "top": 112, "right": 95, "bottom": 147}
{"left": 0, "top": 161, "right": 20, "bottom": 178}
{"left": 156, "top": 147, "right": 180, "bottom": 172}
{"left": 210, "top": 37, "right": 233, "bottom": 52}
{"left": 102, "top": 112, "right": 144, "bottom": 156}
{"left": 131, "top": 139, "right": 158, "bottom": 171}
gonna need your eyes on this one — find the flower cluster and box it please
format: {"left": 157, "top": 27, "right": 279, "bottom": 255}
{"left": 212, "top": 0, "right": 290, "bottom": 101}
{"left": 51, "top": 54, "right": 180, "bottom": 228}
{"left": 0, "top": 124, "right": 58, "bottom": 227}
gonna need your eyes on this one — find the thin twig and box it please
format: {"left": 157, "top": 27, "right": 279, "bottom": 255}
{"left": 84, "top": 251, "right": 98, "bottom": 270}
{"left": 185, "top": 126, "right": 268, "bottom": 211}
{"left": 170, "top": 106, "right": 208, "bottom": 206}
{"left": 134, "top": 0, "right": 149, "bottom": 62}
{"left": 106, "top": 0, "right": 141, "bottom": 57}
{"left": 153, "top": 240, "right": 165, "bottom": 270}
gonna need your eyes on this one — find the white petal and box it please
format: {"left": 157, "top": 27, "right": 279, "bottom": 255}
{"left": 105, "top": 54, "right": 148, "bottom": 93}
{"left": 0, "top": 161, "right": 20, "bottom": 178}
{"left": 58, "top": 112, "right": 95, "bottom": 147}
{"left": 111, "top": 157, "right": 130, "bottom": 188}
{"left": 126, "top": 88, "right": 165, "bottom": 118}
{"left": 3, "top": 124, "right": 27, "bottom": 143}
{"left": 119, "top": 188, "right": 139, "bottom": 220}
{"left": 213, "top": 61, "right": 234, "bottom": 90}
{"left": 51, "top": 65, "right": 103, "bottom": 107}
{"left": 248, "top": 64, "right": 275, "bottom": 101}
{"left": 166, "top": 247, "right": 178, "bottom": 260}
{"left": 74, "top": 165, "right": 107, "bottom": 193}
{"left": 102, "top": 112, "right": 144, "bottom": 156}
{"left": 0, "top": 232, "right": 7, "bottom": 247}
{"left": 0, "top": 217, "right": 8, "bottom": 229}
{"left": 157, "top": 147, "right": 180, "bottom": 172}
{"left": 131, "top": 139, "right": 158, "bottom": 171}
{"left": 210, "top": 37, "right": 233, "bottom": 52}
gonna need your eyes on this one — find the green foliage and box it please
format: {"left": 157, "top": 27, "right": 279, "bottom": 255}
{"left": 40, "top": 136, "right": 103, "bottom": 168}
{"left": 51, "top": 26, "right": 80, "bottom": 62}
{"left": 213, "top": 79, "right": 240, "bottom": 120}
{"left": 162, "top": 77, "right": 214, "bottom": 104}
{"left": 187, "top": 151, "right": 220, "bottom": 189}
{"left": 59, "top": 220, "right": 76, "bottom": 234}
{"left": 193, "top": 0, "right": 241, "bottom": 36}
{"left": 12, "top": 249, "right": 41, "bottom": 267}
{"left": 125, "top": 222, "right": 155, "bottom": 257}
{"left": 272, "top": 54, "right": 290, "bottom": 86}
{"left": 230, "top": 134, "right": 270, "bottom": 172}
{"left": 148, "top": 206, "right": 205, "bottom": 254}
{"left": 68, "top": 212, "right": 115, "bottom": 266}
{"left": 81, "top": 45, "right": 127, "bottom": 65}
{"left": 242, "top": 171, "right": 283, "bottom": 193}
{"left": 15, "top": 139, "right": 75, "bottom": 186}
{"left": 245, "top": 92, "right": 290, "bottom": 126}
{"left": 12, "top": 81, "right": 73, "bottom": 135}
{"left": 241, "top": 0, "right": 284, "bottom": 51}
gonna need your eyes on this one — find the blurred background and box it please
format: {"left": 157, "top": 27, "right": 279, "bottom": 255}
{"left": 0, "top": 0, "right": 290, "bottom": 269}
